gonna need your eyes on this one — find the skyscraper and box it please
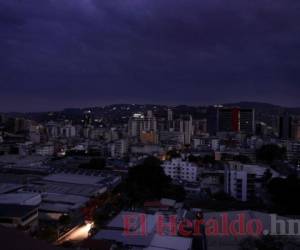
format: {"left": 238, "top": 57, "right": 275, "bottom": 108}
{"left": 279, "top": 113, "right": 293, "bottom": 139}
{"left": 0, "top": 114, "right": 5, "bottom": 124}
{"left": 179, "top": 115, "right": 193, "bottom": 145}
{"left": 128, "top": 111, "right": 157, "bottom": 140}
{"left": 167, "top": 108, "right": 174, "bottom": 131}
{"left": 240, "top": 109, "right": 256, "bottom": 134}
{"left": 218, "top": 108, "right": 240, "bottom": 132}
{"left": 128, "top": 113, "right": 145, "bottom": 138}
{"left": 218, "top": 108, "right": 255, "bottom": 134}
{"left": 167, "top": 108, "right": 173, "bottom": 121}
{"left": 83, "top": 110, "right": 92, "bottom": 127}
{"left": 292, "top": 119, "right": 300, "bottom": 140}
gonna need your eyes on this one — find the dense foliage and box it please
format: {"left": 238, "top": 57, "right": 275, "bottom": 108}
{"left": 267, "top": 175, "right": 300, "bottom": 214}
{"left": 125, "top": 157, "right": 185, "bottom": 205}
{"left": 256, "top": 144, "right": 286, "bottom": 164}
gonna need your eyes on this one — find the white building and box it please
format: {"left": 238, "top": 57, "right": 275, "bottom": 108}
{"left": 224, "top": 162, "right": 279, "bottom": 202}
{"left": 162, "top": 158, "right": 200, "bottom": 182}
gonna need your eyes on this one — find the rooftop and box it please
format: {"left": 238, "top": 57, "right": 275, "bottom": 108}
{"left": 0, "top": 155, "right": 47, "bottom": 165}
{"left": 26, "top": 180, "right": 107, "bottom": 197}
{"left": 94, "top": 211, "right": 192, "bottom": 250}
{"left": 39, "top": 193, "right": 89, "bottom": 213}
{"left": 0, "top": 204, "right": 37, "bottom": 218}
{"left": 0, "top": 193, "right": 41, "bottom": 206}
{"left": 43, "top": 173, "right": 105, "bottom": 186}
{"left": 0, "top": 183, "right": 23, "bottom": 194}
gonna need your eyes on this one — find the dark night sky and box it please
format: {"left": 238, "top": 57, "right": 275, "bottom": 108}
{"left": 0, "top": 0, "right": 300, "bottom": 111}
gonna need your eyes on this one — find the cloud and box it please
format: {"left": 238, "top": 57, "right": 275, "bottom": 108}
{"left": 0, "top": 0, "right": 299, "bottom": 111}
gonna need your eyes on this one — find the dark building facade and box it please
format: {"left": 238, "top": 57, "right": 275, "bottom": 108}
{"left": 218, "top": 108, "right": 255, "bottom": 134}
{"left": 279, "top": 114, "right": 293, "bottom": 139}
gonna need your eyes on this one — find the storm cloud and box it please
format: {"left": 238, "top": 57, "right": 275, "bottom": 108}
{"left": 0, "top": 0, "right": 300, "bottom": 111}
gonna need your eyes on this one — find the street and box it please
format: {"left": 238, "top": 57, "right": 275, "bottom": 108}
{"left": 57, "top": 223, "right": 93, "bottom": 244}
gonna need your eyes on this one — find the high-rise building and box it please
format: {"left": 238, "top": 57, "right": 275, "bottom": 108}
{"left": 218, "top": 108, "right": 255, "bottom": 134}
{"left": 285, "top": 141, "right": 300, "bottom": 162}
{"left": 279, "top": 113, "right": 293, "bottom": 139}
{"left": 60, "top": 124, "right": 76, "bottom": 138}
{"left": 292, "top": 119, "right": 300, "bottom": 140}
{"left": 140, "top": 131, "right": 158, "bottom": 144}
{"left": 14, "top": 118, "right": 27, "bottom": 133}
{"left": 207, "top": 106, "right": 219, "bottom": 135}
{"left": 83, "top": 110, "right": 92, "bottom": 127}
{"left": 218, "top": 108, "right": 240, "bottom": 132}
{"left": 179, "top": 115, "right": 193, "bottom": 145}
{"left": 166, "top": 108, "right": 175, "bottom": 132}
{"left": 224, "top": 162, "right": 277, "bottom": 202}
{"left": 111, "top": 139, "right": 128, "bottom": 158}
{"left": 0, "top": 114, "right": 5, "bottom": 124}
{"left": 128, "top": 111, "right": 157, "bottom": 139}
{"left": 240, "top": 109, "right": 256, "bottom": 134}
{"left": 193, "top": 119, "right": 207, "bottom": 135}
{"left": 167, "top": 108, "right": 173, "bottom": 121}
{"left": 128, "top": 113, "right": 145, "bottom": 138}
{"left": 45, "top": 121, "right": 59, "bottom": 138}
{"left": 144, "top": 110, "right": 157, "bottom": 132}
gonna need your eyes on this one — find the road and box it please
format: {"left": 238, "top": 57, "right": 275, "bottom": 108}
{"left": 57, "top": 223, "right": 93, "bottom": 244}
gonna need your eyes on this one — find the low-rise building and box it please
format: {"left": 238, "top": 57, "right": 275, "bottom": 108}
{"left": 224, "top": 162, "right": 279, "bottom": 202}
{"left": 93, "top": 211, "right": 193, "bottom": 250}
{"left": 131, "top": 144, "right": 164, "bottom": 155}
{"left": 39, "top": 193, "right": 89, "bottom": 221}
{"left": 0, "top": 204, "right": 38, "bottom": 232}
{"left": 26, "top": 174, "right": 108, "bottom": 198}
{"left": 0, "top": 193, "right": 41, "bottom": 206}
{"left": 162, "top": 158, "right": 200, "bottom": 182}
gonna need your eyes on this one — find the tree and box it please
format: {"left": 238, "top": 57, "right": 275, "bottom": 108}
{"left": 37, "top": 226, "right": 58, "bottom": 242}
{"left": 164, "top": 184, "right": 186, "bottom": 202}
{"left": 233, "top": 154, "right": 252, "bottom": 164}
{"left": 267, "top": 175, "right": 300, "bottom": 214}
{"left": 124, "top": 157, "right": 185, "bottom": 204}
{"left": 125, "top": 157, "right": 170, "bottom": 203}
{"left": 262, "top": 169, "right": 273, "bottom": 185}
{"left": 93, "top": 212, "right": 107, "bottom": 228}
{"left": 256, "top": 144, "right": 286, "bottom": 164}
{"left": 166, "top": 150, "right": 181, "bottom": 160}
{"left": 203, "top": 155, "right": 215, "bottom": 164}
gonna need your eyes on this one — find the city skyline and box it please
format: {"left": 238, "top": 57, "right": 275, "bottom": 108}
{"left": 1, "top": 101, "right": 300, "bottom": 113}
{"left": 1, "top": 0, "right": 300, "bottom": 111}
{"left": 1, "top": 1, "right": 300, "bottom": 249}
